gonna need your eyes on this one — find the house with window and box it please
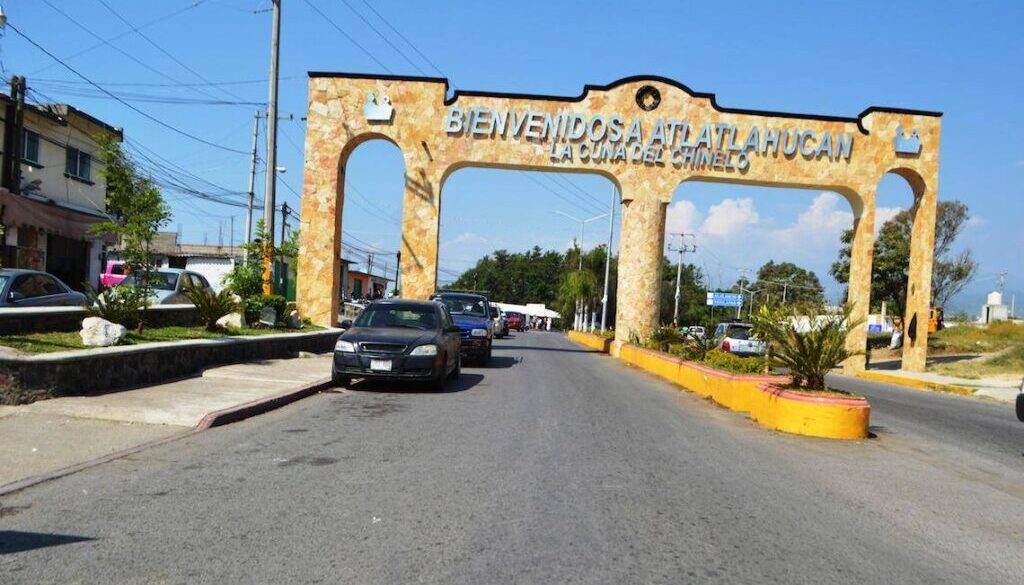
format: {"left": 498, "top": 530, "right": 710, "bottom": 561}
{"left": 0, "top": 95, "right": 121, "bottom": 291}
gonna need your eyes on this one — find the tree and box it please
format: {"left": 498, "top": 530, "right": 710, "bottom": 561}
{"left": 91, "top": 133, "right": 171, "bottom": 331}
{"left": 751, "top": 261, "right": 824, "bottom": 307}
{"left": 224, "top": 219, "right": 299, "bottom": 299}
{"left": 831, "top": 200, "right": 977, "bottom": 316}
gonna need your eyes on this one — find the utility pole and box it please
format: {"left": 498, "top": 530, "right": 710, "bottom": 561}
{"left": 600, "top": 184, "right": 616, "bottom": 333}
{"left": 394, "top": 252, "right": 400, "bottom": 297}
{"left": 2, "top": 75, "right": 26, "bottom": 193}
{"left": 737, "top": 268, "right": 749, "bottom": 319}
{"left": 261, "top": 0, "right": 281, "bottom": 294}
{"left": 244, "top": 110, "right": 262, "bottom": 260}
{"left": 280, "top": 202, "right": 290, "bottom": 246}
{"left": 669, "top": 233, "right": 696, "bottom": 326}
{"left": 999, "top": 271, "right": 1007, "bottom": 297}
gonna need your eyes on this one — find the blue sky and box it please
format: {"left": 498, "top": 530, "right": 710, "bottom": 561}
{"left": 3, "top": 1, "right": 1022, "bottom": 312}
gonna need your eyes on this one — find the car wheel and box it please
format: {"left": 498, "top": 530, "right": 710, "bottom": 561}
{"left": 332, "top": 371, "right": 351, "bottom": 388}
{"left": 1016, "top": 392, "right": 1024, "bottom": 423}
{"left": 484, "top": 345, "right": 492, "bottom": 365}
{"left": 449, "top": 354, "right": 461, "bottom": 379}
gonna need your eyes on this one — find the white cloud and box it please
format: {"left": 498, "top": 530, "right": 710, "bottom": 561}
{"left": 875, "top": 206, "right": 901, "bottom": 229}
{"left": 965, "top": 214, "right": 987, "bottom": 228}
{"left": 700, "top": 198, "right": 759, "bottom": 237}
{"left": 665, "top": 200, "right": 702, "bottom": 235}
{"left": 441, "top": 232, "right": 486, "bottom": 248}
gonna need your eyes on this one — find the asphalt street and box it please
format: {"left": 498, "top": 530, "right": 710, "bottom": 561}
{"left": 2, "top": 332, "right": 1022, "bottom": 584}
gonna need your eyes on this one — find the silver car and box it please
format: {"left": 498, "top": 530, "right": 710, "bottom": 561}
{"left": 118, "top": 268, "right": 213, "bottom": 304}
{"left": 0, "top": 269, "right": 88, "bottom": 307}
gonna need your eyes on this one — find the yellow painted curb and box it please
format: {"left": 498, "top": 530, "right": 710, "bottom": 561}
{"left": 566, "top": 330, "right": 612, "bottom": 353}
{"left": 570, "top": 337, "right": 870, "bottom": 440}
{"left": 856, "top": 370, "right": 975, "bottom": 396}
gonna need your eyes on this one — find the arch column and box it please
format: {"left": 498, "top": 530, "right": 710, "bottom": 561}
{"left": 296, "top": 136, "right": 344, "bottom": 327}
{"left": 613, "top": 191, "right": 667, "bottom": 345}
{"left": 843, "top": 187, "right": 876, "bottom": 373}
{"left": 902, "top": 178, "right": 938, "bottom": 372}
{"left": 398, "top": 162, "right": 444, "bottom": 300}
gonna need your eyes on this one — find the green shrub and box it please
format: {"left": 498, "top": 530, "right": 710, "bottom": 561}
{"left": 186, "top": 288, "right": 238, "bottom": 332}
{"left": 701, "top": 349, "right": 765, "bottom": 375}
{"left": 645, "top": 325, "right": 684, "bottom": 352}
{"left": 83, "top": 286, "right": 149, "bottom": 329}
{"left": 751, "top": 304, "right": 863, "bottom": 390}
{"left": 223, "top": 262, "right": 264, "bottom": 299}
{"left": 243, "top": 294, "right": 288, "bottom": 325}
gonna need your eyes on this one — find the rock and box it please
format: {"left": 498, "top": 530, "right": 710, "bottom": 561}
{"left": 286, "top": 310, "right": 303, "bottom": 329}
{"left": 80, "top": 317, "right": 127, "bottom": 347}
{"left": 216, "top": 311, "right": 246, "bottom": 330}
{"left": 259, "top": 305, "right": 278, "bottom": 327}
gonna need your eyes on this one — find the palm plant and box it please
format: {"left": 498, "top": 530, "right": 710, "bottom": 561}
{"left": 83, "top": 286, "right": 148, "bottom": 330}
{"left": 647, "top": 325, "right": 684, "bottom": 352}
{"left": 751, "top": 305, "right": 864, "bottom": 390}
{"left": 186, "top": 288, "right": 239, "bottom": 332}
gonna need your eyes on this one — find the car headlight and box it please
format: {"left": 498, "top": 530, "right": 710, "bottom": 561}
{"left": 471, "top": 328, "right": 488, "bottom": 337}
{"left": 409, "top": 344, "right": 438, "bottom": 356}
{"left": 335, "top": 339, "right": 356, "bottom": 352}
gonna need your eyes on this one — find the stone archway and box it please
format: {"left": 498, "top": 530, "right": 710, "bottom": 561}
{"left": 298, "top": 73, "right": 941, "bottom": 371}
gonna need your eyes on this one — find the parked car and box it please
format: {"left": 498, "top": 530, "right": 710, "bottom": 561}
{"left": 0, "top": 268, "right": 88, "bottom": 307}
{"left": 118, "top": 268, "right": 213, "bottom": 304}
{"left": 713, "top": 322, "right": 767, "bottom": 356}
{"left": 430, "top": 291, "right": 493, "bottom": 364}
{"left": 505, "top": 311, "right": 525, "bottom": 332}
{"left": 490, "top": 303, "right": 509, "bottom": 338}
{"left": 332, "top": 299, "right": 461, "bottom": 390}
{"left": 99, "top": 260, "right": 127, "bottom": 289}
{"left": 680, "top": 325, "right": 706, "bottom": 340}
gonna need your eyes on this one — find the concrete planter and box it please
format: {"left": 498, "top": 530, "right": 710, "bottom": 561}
{"left": 0, "top": 305, "right": 201, "bottom": 335}
{"left": 0, "top": 329, "right": 342, "bottom": 405}
{"left": 567, "top": 330, "right": 613, "bottom": 353}
{"left": 599, "top": 342, "right": 869, "bottom": 440}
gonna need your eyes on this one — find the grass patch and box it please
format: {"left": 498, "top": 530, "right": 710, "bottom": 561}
{"left": 929, "top": 321, "right": 1024, "bottom": 353}
{"left": 0, "top": 325, "right": 324, "bottom": 355}
{"left": 931, "top": 345, "right": 1024, "bottom": 380}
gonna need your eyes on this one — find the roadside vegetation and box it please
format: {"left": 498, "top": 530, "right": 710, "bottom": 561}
{"left": 0, "top": 325, "right": 323, "bottom": 355}
{"left": 927, "top": 321, "right": 1024, "bottom": 379}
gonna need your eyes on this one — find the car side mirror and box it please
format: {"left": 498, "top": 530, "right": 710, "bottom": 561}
{"left": 340, "top": 319, "right": 353, "bottom": 329}
{"left": 8, "top": 291, "right": 25, "bottom": 302}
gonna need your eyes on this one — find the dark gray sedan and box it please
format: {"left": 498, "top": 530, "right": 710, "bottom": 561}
{"left": 333, "top": 299, "right": 462, "bottom": 390}
{"left": 0, "top": 268, "right": 87, "bottom": 307}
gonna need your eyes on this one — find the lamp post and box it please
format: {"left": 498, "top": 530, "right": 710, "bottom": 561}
{"left": 600, "top": 185, "right": 617, "bottom": 333}
{"left": 553, "top": 210, "right": 608, "bottom": 270}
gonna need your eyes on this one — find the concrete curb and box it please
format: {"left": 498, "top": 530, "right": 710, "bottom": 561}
{"left": 0, "top": 377, "right": 334, "bottom": 497}
{"left": 856, "top": 370, "right": 975, "bottom": 396}
{"left": 195, "top": 378, "right": 333, "bottom": 429}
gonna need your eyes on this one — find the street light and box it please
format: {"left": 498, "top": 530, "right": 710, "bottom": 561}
{"left": 553, "top": 210, "right": 608, "bottom": 270}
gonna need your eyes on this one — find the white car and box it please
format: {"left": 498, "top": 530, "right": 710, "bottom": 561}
{"left": 490, "top": 303, "right": 508, "bottom": 338}
{"left": 713, "top": 322, "right": 767, "bottom": 356}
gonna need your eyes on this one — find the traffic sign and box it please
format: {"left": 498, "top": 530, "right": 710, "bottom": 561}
{"left": 706, "top": 291, "right": 743, "bottom": 307}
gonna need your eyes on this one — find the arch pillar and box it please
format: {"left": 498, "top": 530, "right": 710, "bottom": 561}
{"left": 901, "top": 175, "right": 938, "bottom": 372}
{"left": 398, "top": 162, "right": 444, "bottom": 300}
{"left": 843, "top": 186, "right": 876, "bottom": 373}
{"left": 613, "top": 190, "right": 667, "bottom": 345}
{"left": 296, "top": 136, "right": 344, "bottom": 327}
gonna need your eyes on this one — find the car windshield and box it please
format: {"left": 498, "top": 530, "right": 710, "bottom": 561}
{"left": 725, "top": 325, "right": 753, "bottom": 340}
{"left": 121, "top": 271, "right": 179, "bottom": 291}
{"left": 0, "top": 275, "right": 8, "bottom": 292}
{"left": 437, "top": 296, "right": 488, "bottom": 317}
{"left": 354, "top": 306, "right": 438, "bottom": 330}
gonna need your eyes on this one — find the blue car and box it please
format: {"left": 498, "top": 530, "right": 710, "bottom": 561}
{"left": 430, "top": 291, "right": 493, "bottom": 365}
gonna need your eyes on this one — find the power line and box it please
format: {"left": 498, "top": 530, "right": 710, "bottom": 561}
{"left": 357, "top": 0, "right": 447, "bottom": 77}
{"left": 28, "top": 75, "right": 301, "bottom": 88}
{"left": 27, "top": 0, "right": 209, "bottom": 76}
{"left": 7, "top": 22, "right": 250, "bottom": 155}
{"left": 339, "top": 0, "right": 428, "bottom": 76}
{"left": 94, "top": 0, "right": 254, "bottom": 104}
{"left": 300, "top": 0, "right": 395, "bottom": 73}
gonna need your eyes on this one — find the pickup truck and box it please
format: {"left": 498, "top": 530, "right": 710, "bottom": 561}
{"left": 713, "top": 322, "right": 767, "bottom": 356}
{"left": 99, "top": 260, "right": 127, "bottom": 289}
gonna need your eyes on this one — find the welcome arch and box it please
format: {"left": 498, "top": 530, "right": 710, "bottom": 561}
{"left": 298, "top": 73, "right": 941, "bottom": 372}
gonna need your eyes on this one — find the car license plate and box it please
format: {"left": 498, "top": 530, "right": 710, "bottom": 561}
{"left": 370, "top": 359, "right": 392, "bottom": 371}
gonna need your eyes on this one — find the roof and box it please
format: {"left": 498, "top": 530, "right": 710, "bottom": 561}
{"left": 0, "top": 95, "right": 123, "bottom": 139}
{"left": 432, "top": 291, "right": 488, "bottom": 300}
{"left": 366, "top": 299, "right": 439, "bottom": 309}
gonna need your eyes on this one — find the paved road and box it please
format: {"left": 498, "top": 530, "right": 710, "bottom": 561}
{"left": 2, "top": 333, "right": 1022, "bottom": 584}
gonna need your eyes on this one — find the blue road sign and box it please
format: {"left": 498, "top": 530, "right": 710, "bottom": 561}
{"left": 706, "top": 291, "right": 743, "bottom": 308}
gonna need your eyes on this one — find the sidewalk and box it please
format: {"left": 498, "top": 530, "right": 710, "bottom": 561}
{"left": 0, "top": 354, "right": 333, "bottom": 491}
{"left": 858, "top": 366, "right": 1022, "bottom": 403}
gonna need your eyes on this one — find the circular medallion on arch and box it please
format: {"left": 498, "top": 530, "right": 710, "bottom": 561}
{"left": 635, "top": 85, "right": 661, "bottom": 111}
